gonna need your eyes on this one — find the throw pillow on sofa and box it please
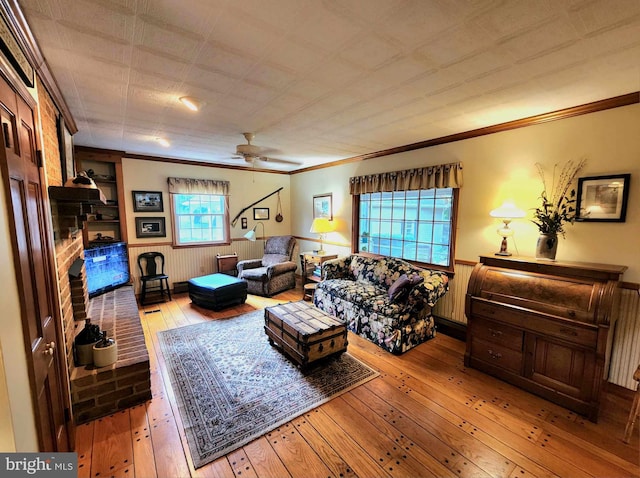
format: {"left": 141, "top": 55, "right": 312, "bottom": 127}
{"left": 388, "top": 274, "right": 425, "bottom": 302}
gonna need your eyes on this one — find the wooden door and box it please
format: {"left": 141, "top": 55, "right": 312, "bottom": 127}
{"left": 0, "top": 77, "right": 69, "bottom": 450}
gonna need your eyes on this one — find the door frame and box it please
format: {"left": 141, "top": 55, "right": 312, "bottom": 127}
{"left": 0, "top": 59, "right": 73, "bottom": 450}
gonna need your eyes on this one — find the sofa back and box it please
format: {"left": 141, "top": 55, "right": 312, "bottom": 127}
{"left": 349, "top": 254, "right": 425, "bottom": 290}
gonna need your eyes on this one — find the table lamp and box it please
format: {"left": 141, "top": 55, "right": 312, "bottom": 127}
{"left": 489, "top": 201, "right": 525, "bottom": 256}
{"left": 310, "top": 218, "right": 335, "bottom": 255}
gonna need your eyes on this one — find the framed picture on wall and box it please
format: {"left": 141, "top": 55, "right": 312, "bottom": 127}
{"left": 132, "top": 191, "right": 164, "bottom": 212}
{"left": 253, "top": 207, "right": 269, "bottom": 220}
{"left": 313, "top": 193, "right": 333, "bottom": 220}
{"left": 576, "top": 174, "right": 630, "bottom": 222}
{"left": 135, "top": 217, "right": 166, "bottom": 238}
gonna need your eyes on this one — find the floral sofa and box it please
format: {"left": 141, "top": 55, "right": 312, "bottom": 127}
{"left": 313, "top": 254, "right": 449, "bottom": 354}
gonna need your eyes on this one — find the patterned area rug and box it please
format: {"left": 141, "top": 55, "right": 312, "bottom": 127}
{"left": 158, "top": 309, "right": 378, "bottom": 468}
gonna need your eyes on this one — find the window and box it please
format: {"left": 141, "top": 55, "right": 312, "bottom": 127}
{"left": 355, "top": 188, "right": 457, "bottom": 270}
{"left": 172, "top": 193, "right": 230, "bottom": 246}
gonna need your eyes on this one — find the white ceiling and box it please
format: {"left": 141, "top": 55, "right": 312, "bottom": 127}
{"left": 18, "top": 0, "right": 640, "bottom": 172}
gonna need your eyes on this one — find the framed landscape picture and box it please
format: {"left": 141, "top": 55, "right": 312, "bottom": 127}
{"left": 133, "top": 191, "right": 164, "bottom": 212}
{"left": 576, "top": 174, "right": 630, "bottom": 222}
{"left": 313, "top": 193, "right": 332, "bottom": 220}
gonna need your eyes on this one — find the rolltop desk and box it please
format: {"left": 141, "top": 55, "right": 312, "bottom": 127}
{"left": 464, "top": 255, "right": 627, "bottom": 421}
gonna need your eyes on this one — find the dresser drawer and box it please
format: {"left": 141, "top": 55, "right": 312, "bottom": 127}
{"left": 469, "top": 298, "right": 597, "bottom": 347}
{"left": 530, "top": 316, "right": 598, "bottom": 348}
{"left": 469, "top": 337, "right": 523, "bottom": 374}
{"left": 469, "top": 317, "right": 523, "bottom": 352}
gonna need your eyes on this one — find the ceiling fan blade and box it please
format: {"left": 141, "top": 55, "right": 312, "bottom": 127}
{"left": 257, "top": 156, "right": 302, "bottom": 165}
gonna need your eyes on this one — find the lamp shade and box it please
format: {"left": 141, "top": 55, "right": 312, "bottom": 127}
{"left": 489, "top": 201, "right": 525, "bottom": 219}
{"left": 310, "top": 217, "right": 335, "bottom": 234}
{"left": 243, "top": 228, "right": 256, "bottom": 241}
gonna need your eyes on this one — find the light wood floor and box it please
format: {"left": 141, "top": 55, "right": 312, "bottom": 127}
{"left": 75, "top": 286, "right": 640, "bottom": 478}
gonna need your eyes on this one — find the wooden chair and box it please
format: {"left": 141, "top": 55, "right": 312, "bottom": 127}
{"left": 623, "top": 364, "right": 640, "bottom": 443}
{"left": 138, "top": 252, "right": 171, "bottom": 305}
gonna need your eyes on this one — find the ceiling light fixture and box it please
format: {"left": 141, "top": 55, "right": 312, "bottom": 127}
{"left": 156, "top": 137, "right": 170, "bottom": 147}
{"left": 179, "top": 96, "right": 200, "bottom": 111}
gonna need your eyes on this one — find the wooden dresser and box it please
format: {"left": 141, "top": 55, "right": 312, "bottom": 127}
{"left": 465, "top": 255, "right": 627, "bottom": 421}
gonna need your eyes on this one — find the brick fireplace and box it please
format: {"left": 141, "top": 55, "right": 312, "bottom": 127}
{"left": 56, "top": 234, "right": 151, "bottom": 424}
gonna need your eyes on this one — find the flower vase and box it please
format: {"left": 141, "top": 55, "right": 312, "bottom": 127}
{"left": 535, "top": 233, "right": 558, "bottom": 260}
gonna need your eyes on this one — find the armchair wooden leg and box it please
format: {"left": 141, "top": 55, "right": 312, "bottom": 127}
{"left": 623, "top": 365, "right": 640, "bottom": 443}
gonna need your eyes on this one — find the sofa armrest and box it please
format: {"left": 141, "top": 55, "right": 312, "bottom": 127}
{"left": 237, "top": 259, "right": 263, "bottom": 275}
{"left": 407, "top": 271, "right": 449, "bottom": 309}
{"left": 322, "top": 256, "right": 352, "bottom": 280}
{"left": 267, "top": 261, "right": 297, "bottom": 278}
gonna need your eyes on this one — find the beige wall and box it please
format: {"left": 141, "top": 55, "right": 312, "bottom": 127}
{"left": 291, "top": 103, "right": 640, "bottom": 283}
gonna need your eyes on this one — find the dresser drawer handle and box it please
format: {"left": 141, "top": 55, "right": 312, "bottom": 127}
{"left": 487, "top": 349, "right": 502, "bottom": 360}
{"left": 489, "top": 328, "right": 503, "bottom": 337}
{"left": 559, "top": 327, "right": 578, "bottom": 336}
{"left": 567, "top": 310, "right": 576, "bottom": 318}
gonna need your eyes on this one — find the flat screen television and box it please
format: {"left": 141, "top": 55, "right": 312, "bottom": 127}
{"left": 84, "top": 242, "right": 130, "bottom": 298}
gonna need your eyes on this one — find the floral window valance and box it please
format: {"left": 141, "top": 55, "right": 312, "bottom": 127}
{"left": 167, "top": 177, "right": 230, "bottom": 195}
{"left": 349, "top": 162, "right": 463, "bottom": 195}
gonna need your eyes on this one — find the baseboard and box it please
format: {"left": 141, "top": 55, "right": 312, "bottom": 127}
{"left": 434, "top": 315, "right": 466, "bottom": 342}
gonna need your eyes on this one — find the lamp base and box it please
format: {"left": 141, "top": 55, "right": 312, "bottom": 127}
{"left": 495, "top": 251, "right": 512, "bottom": 256}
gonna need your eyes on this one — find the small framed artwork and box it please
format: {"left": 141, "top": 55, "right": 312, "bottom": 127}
{"left": 132, "top": 190, "right": 164, "bottom": 212}
{"left": 135, "top": 217, "right": 166, "bottom": 238}
{"left": 313, "top": 193, "right": 333, "bottom": 220}
{"left": 253, "top": 207, "right": 269, "bottom": 220}
{"left": 576, "top": 174, "right": 630, "bottom": 222}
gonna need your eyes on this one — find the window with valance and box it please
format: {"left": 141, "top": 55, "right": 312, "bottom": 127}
{"left": 350, "top": 162, "right": 463, "bottom": 272}
{"left": 168, "top": 177, "right": 231, "bottom": 247}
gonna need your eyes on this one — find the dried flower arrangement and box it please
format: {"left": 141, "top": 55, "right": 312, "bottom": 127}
{"left": 532, "top": 158, "right": 587, "bottom": 237}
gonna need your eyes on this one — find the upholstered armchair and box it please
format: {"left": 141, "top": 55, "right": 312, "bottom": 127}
{"left": 237, "top": 235, "right": 297, "bottom": 296}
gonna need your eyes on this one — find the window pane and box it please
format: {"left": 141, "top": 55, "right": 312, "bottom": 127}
{"left": 173, "top": 193, "right": 228, "bottom": 245}
{"left": 358, "top": 188, "right": 454, "bottom": 268}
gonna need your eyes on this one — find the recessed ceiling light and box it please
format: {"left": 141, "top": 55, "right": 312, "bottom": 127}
{"left": 179, "top": 96, "right": 200, "bottom": 111}
{"left": 156, "top": 137, "right": 170, "bottom": 147}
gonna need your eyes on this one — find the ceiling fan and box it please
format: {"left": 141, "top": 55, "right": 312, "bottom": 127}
{"left": 232, "top": 132, "right": 301, "bottom": 166}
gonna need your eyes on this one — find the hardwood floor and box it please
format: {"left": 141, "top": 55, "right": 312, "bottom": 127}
{"left": 75, "top": 285, "right": 640, "bottom": 478}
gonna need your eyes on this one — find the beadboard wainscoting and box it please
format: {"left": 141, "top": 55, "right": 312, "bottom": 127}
{"left": 127, "top": 239, "right": 267, "bottom": 294}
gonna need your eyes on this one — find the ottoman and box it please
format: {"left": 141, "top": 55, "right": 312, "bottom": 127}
{"left": 188, "top": 273, "right": 247, "bottom": 310}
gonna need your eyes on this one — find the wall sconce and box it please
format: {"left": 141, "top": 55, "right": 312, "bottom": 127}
{"left": 310, "top": 218, "right": 335, "bottom": 255}
{"left": 489, "top": 201, "right": 525, "bottom": 256}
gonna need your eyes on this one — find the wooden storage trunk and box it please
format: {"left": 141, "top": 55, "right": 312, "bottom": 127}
{"left": 264, "top": 301, "right": 347, "bottom": 369}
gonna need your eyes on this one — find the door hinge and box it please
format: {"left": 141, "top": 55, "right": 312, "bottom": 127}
{"left": 36, "top": 150, "right": 43, "bottom": 168}
{"left": 64, "top": 407, "right": 71, "bottom": 422}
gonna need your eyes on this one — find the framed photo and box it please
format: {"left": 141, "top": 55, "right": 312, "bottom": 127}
{"left": 132, "top": 190, "right": 164, "bottom": 212}
{"left": 253, "top": 207, "right": 269, "bottom": 220}
{"left": 57, "top": 116, "right": 74, "bottom": 184}
{"left": 313, "top": 193, "right": 333, "bottom": 220}
{"left": 576, "top": 174, "right": 630, "bottom": 222}
{"left": 135, "top": 217, "right": 166, "bottom": 238}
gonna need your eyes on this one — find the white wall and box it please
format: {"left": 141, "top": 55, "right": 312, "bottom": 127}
{"left": 291, "top": 103, "right": 640, "bottom": 283}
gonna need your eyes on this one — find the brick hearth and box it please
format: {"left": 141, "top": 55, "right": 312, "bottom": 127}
{"left": 70, "top": 285, "right": 151, "bottom": 424}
